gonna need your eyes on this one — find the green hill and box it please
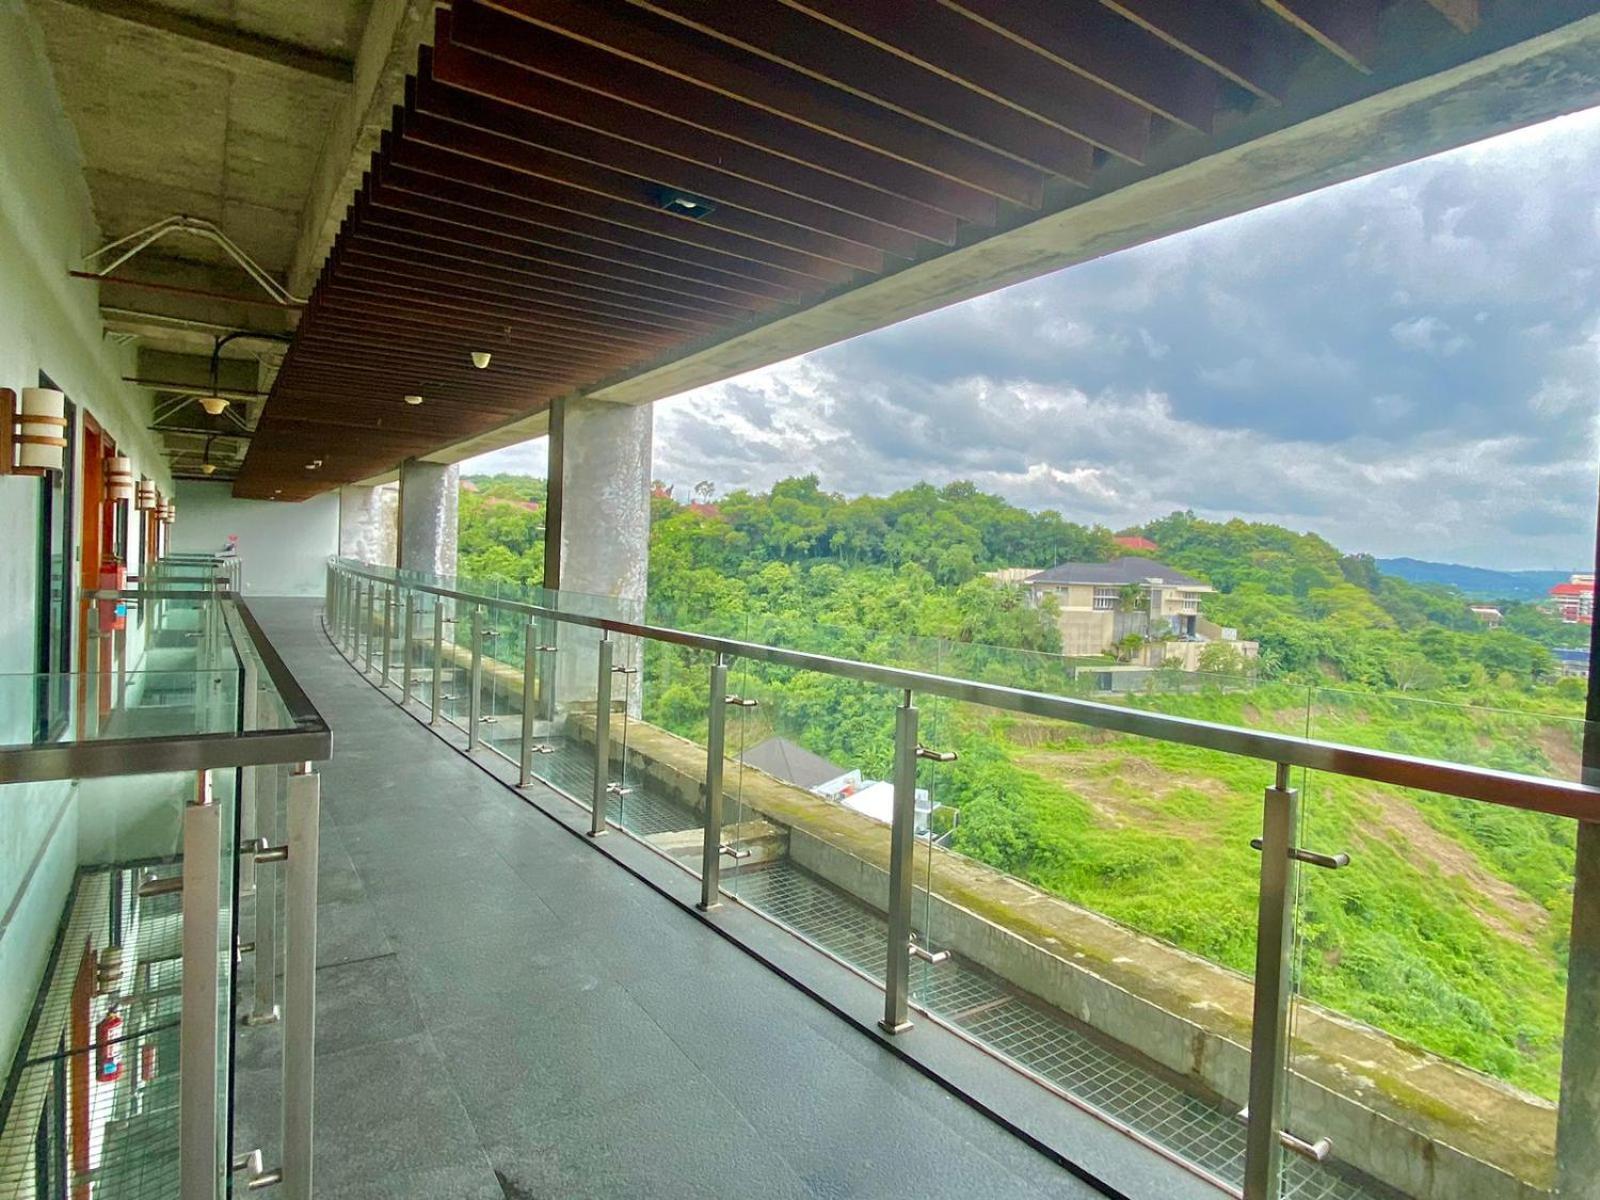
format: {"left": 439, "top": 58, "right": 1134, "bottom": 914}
{"left": 460, "top": 474, "right": 1585, "bottom": 1097}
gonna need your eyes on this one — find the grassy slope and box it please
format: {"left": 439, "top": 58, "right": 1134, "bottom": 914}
{"left": 939, "top": 684, "right": 1577, "bottom": 1098}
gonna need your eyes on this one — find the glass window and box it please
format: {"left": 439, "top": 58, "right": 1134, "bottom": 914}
{"left": 35, "top": 379, "right": 75, "bottom": 740}
{"left": 1092, "top": 586, "right": 1119, "bottom": 610}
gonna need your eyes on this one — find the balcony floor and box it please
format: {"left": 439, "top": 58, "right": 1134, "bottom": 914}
{"left": 234, "top": 600, "right": 1107, "bottom": 1200}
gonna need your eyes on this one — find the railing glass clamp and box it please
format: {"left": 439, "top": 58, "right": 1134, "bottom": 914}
{"left": 1249, "top": 838, "right": 1350, "bottom": 869}
{"left": 909, "top": 938, "right": 950, "bottom": 965}
{"left": 916, "top": 745, "right": 958, "bottom": 763}
{"left": 720, "top": 844, "right": 753, "bottom": 860}
{"left": 725, "top": 694, "right": 759, "bottom": 708}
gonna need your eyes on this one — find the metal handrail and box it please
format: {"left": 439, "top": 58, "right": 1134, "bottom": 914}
{"left": 0, "top": 590, "right": 330, "bottom": 784}
{"left": 330, "top": 558, "right": 1599, "bottom": 820}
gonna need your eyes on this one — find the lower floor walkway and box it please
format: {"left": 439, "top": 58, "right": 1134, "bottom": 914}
{"left": 235, "top": 600, "right": 1105, "bottom": 1200}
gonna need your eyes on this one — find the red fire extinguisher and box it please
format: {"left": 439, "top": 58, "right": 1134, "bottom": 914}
{"left": 96, "top": 1009, "right": 123, "bottom": 1082}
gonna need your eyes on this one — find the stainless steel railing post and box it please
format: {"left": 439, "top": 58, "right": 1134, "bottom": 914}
{"left": 519, "top": 618, "right": 538, "bottom": 786}
{"left": 178, "top": 770, "right": 222, "bottom": 1200}
{"left": 879, "top": 692, "right": 920, "bottom": 1034}
{"left": 697, "top": 655, "right": 729, "bottom": 911}
{"left": 1243, "top": 763, "right": 1298, "bottom": 1200}
{"left": 468, "top": 604, "right": 484, "bottom": 750}
{"left": 344, "top": 575, "right": 356, "bottom": 652}
{"left": 245, "top": 742, "right": 281, "bottom": 1026}
{"left": 362, "top": 583, "right": 375, "bottom": 674}
{"left": 430, "top": 601, "right": 445, "bottom": 727}
{"left": 381, "top": 586, "right": 397, "bottom": 684}
{"left": 281, "top": 764, "right": 320, "bottom": 1200}
{"left": 400, "top": 590, "right": 415, "bottom": 702}
{"left": 590, "top": 634, "right": 613, "bottom": 837}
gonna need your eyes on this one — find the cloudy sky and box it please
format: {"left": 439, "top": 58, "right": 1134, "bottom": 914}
{"left": 468, "top": 107, "right": 1600, "bottom": 571}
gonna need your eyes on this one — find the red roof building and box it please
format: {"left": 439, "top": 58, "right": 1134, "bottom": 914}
{"left": 1550, "top": 576, "right": 1595, "bottom": 625}
{"left": 1114, "top": 535, "right": 1158, "bottom": 553}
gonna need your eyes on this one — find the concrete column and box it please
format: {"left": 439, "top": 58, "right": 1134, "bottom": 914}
{"left": 397, "top": 459, "right": 459, "bottom": 579}
{"left": 337, "top": 484, "right": 395, "bottom": 566}
{"left": 552, "top": 398, "right": 651, "bottom": 611}
{"left": 546, "top": 397, "right": 652, "bottom": 711}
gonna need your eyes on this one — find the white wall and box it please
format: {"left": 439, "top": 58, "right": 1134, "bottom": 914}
{"left": 0, "top": 1, "right": 176, "bottom": 1071}
{"left": 173, "top": 480, "right": 338, "bottom": 596}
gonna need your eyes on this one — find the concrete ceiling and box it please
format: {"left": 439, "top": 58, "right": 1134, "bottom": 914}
{"left": 22, "top": 0, "right": 1600, "bottom": 498}
{"left": 24, "top": 0, "right": 424, "bottom": 482}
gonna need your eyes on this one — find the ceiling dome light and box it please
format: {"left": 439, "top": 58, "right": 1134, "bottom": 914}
{"left": 404, "top": 394, "right": 424, "bottom": 405}
{"left": 198, "top": 395, "right": 229, "bottom": 416}
{"left": 470, "top": 351, "right": 491, "bottom": 369}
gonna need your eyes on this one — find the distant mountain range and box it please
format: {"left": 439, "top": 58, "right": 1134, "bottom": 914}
{"left": 1376, "top": 557, "right": 1574, "bottom": 601}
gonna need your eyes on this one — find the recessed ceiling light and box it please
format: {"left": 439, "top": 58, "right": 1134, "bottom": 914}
{"left": 198, "top": 396, "right": 229, "bottom": 416}
{"left": 306, "top": 459, "right": 323, "bottom": 470}
{"left": 657, "top": 188, "right": 717, "bottom": 219}
{"left": 470, "top": 351, "right": 491, "bottom": 369}
{"left": 404, "top": 394, "right": 424, "bottom": 405}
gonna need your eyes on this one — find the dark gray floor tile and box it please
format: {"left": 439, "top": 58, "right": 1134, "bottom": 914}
{"left": 431, "top": 983, "right": 703, "bottom": 1140}
{"left": 398, "top": 920, "right": 607, "bottom": 1033}
{"left": 484, "top": 1072, "right": 811, "bottom": 1200}
{"left": 310, "top": 1032, "right": 488, "bottom": 1196}
{"left": 314, "top": 892, "right": 395, "bottom": 968}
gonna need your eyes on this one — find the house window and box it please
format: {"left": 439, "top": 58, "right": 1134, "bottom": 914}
{"left": 1093, "top": 586, "right": 1120, "bottom": 610}
{"left": 1179, "top": 591, "right": 1203, "bottom": 613}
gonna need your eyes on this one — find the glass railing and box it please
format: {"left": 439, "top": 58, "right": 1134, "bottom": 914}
{"left": 324, "top": 556, "right": 1600, "bottom": 1200}
{"left": 0, "top": 560, "right": 328, "bottom": 1200}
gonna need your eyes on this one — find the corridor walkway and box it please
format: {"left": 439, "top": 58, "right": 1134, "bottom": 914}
{"left": 234, "top": 600, "right": 1106, "bottom": 1200}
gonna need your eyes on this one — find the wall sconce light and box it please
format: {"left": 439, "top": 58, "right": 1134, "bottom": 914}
{"left": 106, "top": 455, "right": 134, "bottom": 501}
{"left": 160, "top": 499, "right": 176, "bottom": 525}
{"left": 1, "top": 387, "right": 68, "bottom": 475}
{"left": 136, "top": 479, "right": 156, "bottom": 510}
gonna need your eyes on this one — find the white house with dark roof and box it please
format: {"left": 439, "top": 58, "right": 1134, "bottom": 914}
{"left": 1023, "top": 558, "right": 1254, "bottom": 668}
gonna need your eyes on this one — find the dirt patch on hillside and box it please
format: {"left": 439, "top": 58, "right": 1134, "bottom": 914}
{"left": 1017, "top": 746, "right": 1234, "bottom": 829}
{"left": 1360, "top": 794, "right": 1548, "bottom": 947}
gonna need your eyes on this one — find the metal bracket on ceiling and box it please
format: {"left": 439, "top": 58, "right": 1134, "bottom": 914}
{"left": 82, "top": 214, "right": 307, "bottom": 306}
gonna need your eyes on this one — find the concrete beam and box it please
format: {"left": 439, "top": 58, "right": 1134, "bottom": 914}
{"left": 417, "top": 11, "right": 1600, "bottom": 468}
{"left": 287, "top": 0, "right": 434, "bottom": 299}
{"left": 47, "top": 0, "right": 354, "bottom": 82}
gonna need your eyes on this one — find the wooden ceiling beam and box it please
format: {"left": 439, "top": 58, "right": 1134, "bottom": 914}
{"left": 398, "top": 107, "right": 880, "bottom": 276}
{"left": 285, "top": 332, "right": 609, "bottom": 377}
{"left": 1095, "top": 0, "right": 1302, "bottom": 101}
{"left": 474, "top": 0, "right": 1046, "bottom": 206}
{"left": 937, "top": 0, "right": 1220, "bottom": 132}
{"left": 309, "top": 286, "right": 673, "bottom": 355}
{"left": 1257, "top": 0, "right": 1379, "bottom": 72}
{"left": 340, "top": 234, "right": 764, "bottom": 321}
{"left": 413, "top": 62, "right": 928, "bottom": 258}
{"left": 625, "top": 0, "right": 1113, "bottom": 170}
{"left": 354, "top": 189, "right": 801, "bottom": 304}
{"left": 427, "top": 31, "right": 958, "bottom": 244}
{"left": 316, "top": 275, "right": 682, "bottom": 348}
{"left": 374, "top": 141, "right": 840, "bottom": 292}
{"left": 297, "top": 305, "right": 638, "bottom": 361}
{"left": 1420, "top": 0, "right": 1479, "bottom": 33}
{"left": 448, "top": 0, "right": 999, "bottom": 223}
{"left": 330, "top": 259, "right": 722, "bottom": 338}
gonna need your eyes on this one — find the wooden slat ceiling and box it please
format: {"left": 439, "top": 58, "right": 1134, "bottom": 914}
{"left": 237, "top": 0, "right": 1482, "bottom": 500}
